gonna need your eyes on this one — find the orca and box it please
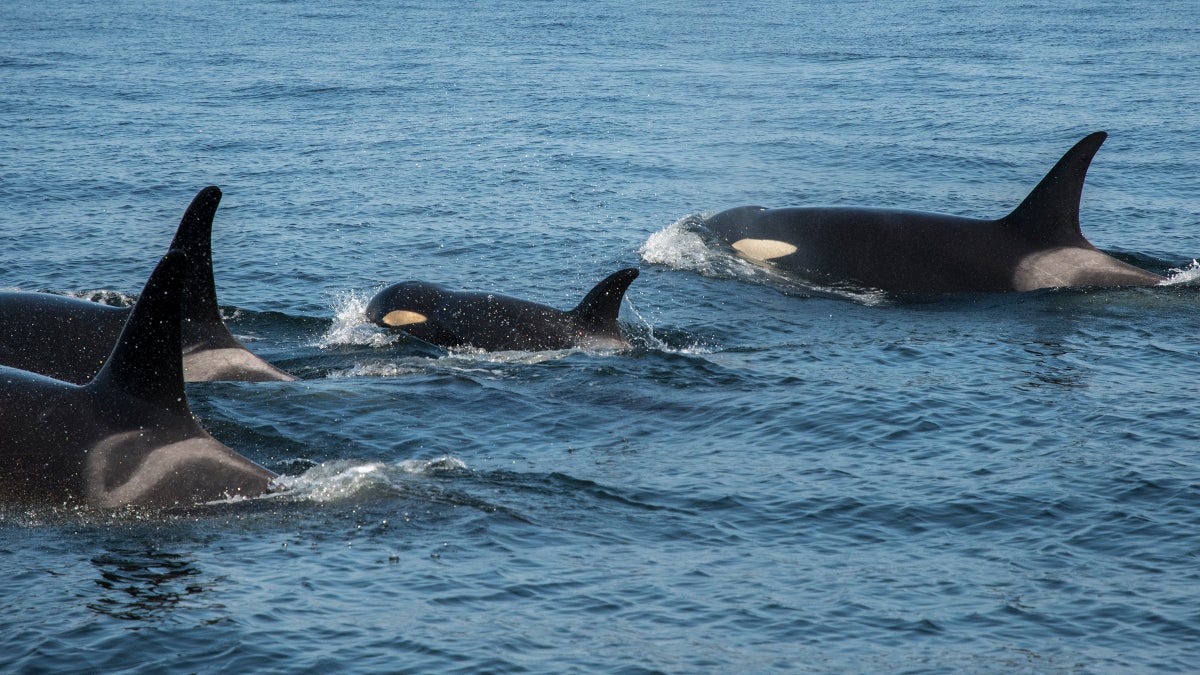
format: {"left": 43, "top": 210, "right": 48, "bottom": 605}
{"left": 365, "top": 268, "right": 640, "bottom": 351}
{"left": 701, "top": 132, "right": 1166, "bottom": 294}
{"left": 0, "top": 187, "right": 297, "bottom": 382}
{"left": 0, "top": 250, "right": 276, "bottom": 507}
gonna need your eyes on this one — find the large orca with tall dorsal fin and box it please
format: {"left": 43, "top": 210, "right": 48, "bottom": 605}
{"left": 366, "top": 268, "right": 640, "bottom": 351}
{"left": 0, "top": 186, "right": 296, "bottom": 382}
{"left": 0, "top": 250, "right": 276, "bottom": 507}
{"left": 701, "top": 132, "right": 1165, "bottom": 294}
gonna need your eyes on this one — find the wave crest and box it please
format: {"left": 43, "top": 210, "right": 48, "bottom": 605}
{"left": 269, "top": 456, "right": 468, "bottom": 503}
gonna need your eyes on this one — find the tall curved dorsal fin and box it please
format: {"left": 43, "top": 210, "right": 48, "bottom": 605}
{"left": 90, "top": 250, "right": 190, "bottom": 414}
{"left": 167, "top": 186, "right": 242, "bottom": 351}
{"left": 568, "top": 268, "right": 640, "bottom": 334}
{"left": 1001, "top": 131, "right": 1107, "bottom": 246}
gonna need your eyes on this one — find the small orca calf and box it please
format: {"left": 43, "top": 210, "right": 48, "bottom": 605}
{"left": 702, "top": 132, "right": 1166, "bottom": 294}
{"left": 0, "top": 187, "right": 296, "bottom": 382}
{"left": 0, "top": 251, "right": 276, "bottom": 507}
{"left": 366, "top": 268, "right": 640, "bottom": 351}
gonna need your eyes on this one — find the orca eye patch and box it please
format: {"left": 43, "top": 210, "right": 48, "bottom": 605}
{"left": 731, "top": 238, "right": 797, "bottom": 260}
{"left": 381, "top": 310, "right": 428, "bottom": 326}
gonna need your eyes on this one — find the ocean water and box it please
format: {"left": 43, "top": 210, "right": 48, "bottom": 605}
{"left": 2, "top": 0, "right": 1200, "bottom": 672}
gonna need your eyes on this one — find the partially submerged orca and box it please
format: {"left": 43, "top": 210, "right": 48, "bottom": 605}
{"left": 0, "top": 250, "right": 276, "bottom": 507}
{"left": 366, "top": 268, "right": 640, "bottom": 351}
{"left": 0, "top": 187, "right": 296, "bottom": 382}
{"left": 702, "top": 132, "right": 1166, "bottom": 294}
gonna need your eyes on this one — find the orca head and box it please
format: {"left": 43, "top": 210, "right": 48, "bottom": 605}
{"left": 366, "top": 281, "right": 464, "bottom": 346}
{"left": 367, "top": 281, "right": 449, "bottom": 327}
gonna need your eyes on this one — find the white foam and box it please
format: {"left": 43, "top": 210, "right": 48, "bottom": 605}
{"left": 638, "top": 214, "right": 717, "bottom": 272}
{"left": 314, "top": 288, "right": 402, "bottom": 349}
{"left": 1161, "top": 260, "right": 1200, "bottom": 286}
{"left": 325, "top": 348, "right": 574, "bottom": 379}
{"left": 327, "top": 361, "right": 431, "bottom": 379}
{"left": 441, "top": 347, "right": 574, "bottom": 364}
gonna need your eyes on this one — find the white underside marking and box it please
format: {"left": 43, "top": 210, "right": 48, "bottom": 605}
{"left": 732, "top": 238, "right": 797, "bottom": 261}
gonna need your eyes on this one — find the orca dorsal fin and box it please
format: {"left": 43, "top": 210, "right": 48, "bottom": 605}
{"left": 90, "top": 250, "right": 190, "bottom": 414}
{"left": 568, "top": 268, "right": 640, "bottom": 334}
{"left": 167, "top": 186, "right": 242, "bottom": 351}
{"left": 1001, "top": 131, "right": 1107, "bottom": 246}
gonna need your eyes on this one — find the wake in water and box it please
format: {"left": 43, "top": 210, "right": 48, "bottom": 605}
{"left": 269, "top": 456, "right": 468, "bottom": 503}
{"left": 620, "top": 297, "right": 717, "bottom": 355}
{"left": 638, "top": 213, "right": 724, "bottom": 275}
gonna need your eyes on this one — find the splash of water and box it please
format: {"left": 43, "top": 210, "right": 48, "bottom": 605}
{"left": 638, "top": 213, "right": 719, "bottom": 273}
{"left": 1162, "top": 260, "right": 1200, "bottom": 286}
{"left": 314, "top": 288, "right": 402, "bottom": 349}
{"left": 621, "top": 297, "right": 715, "bottom": 355}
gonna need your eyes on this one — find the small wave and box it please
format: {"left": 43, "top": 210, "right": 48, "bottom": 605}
{"left": 268, "top": 456, "right": 468, "bottom": 503}
{"left": 1161, "top": 260, "right": 1200, "bottom": 286}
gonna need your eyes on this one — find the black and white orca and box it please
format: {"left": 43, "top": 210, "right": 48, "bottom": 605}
{"left": 366, "top": 269, "right": 640, "bottom": 351}
{"left": 702, "top": 132, "right": 1165, "bottom": 294}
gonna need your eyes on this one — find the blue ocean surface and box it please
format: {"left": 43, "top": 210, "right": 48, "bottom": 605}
{"left": 2, "top": 0, "right": 1200, "bottom": 671}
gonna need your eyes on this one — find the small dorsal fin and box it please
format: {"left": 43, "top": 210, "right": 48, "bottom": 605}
{"left": 568, "top": 268, "right": 640, "bottom": 333}
{"left": 90, "top": 250, "right": 190, "bottom": 414}
{"left": 167, "top": 186, "right": 242, "bottom": 351}
{"left": 1001, "top": 131, "right": 1107, "bottom": 246}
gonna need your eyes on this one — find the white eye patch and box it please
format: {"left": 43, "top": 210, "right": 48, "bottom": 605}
{"left": 731, "top": 238, "right": 797, "bottom": 260}
{"left": 381, "top": 310, "right": 428, "bottom": 326}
